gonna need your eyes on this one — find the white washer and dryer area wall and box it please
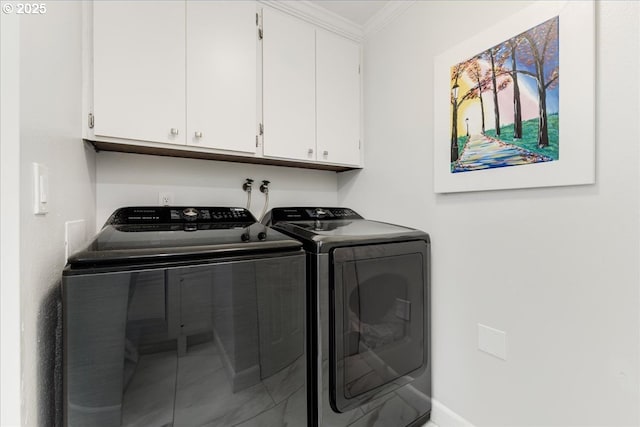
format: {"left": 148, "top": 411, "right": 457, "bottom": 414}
{"left": 95, "top": 151, "right": 339, "bottom": 231}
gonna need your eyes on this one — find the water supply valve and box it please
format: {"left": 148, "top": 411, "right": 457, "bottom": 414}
{"left": 243, "top": 178, "right": 254, "bottom": 193}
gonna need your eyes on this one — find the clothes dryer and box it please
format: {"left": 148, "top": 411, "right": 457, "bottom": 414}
{"left": 263, "top": 207, "right": 431, "bottom": 427}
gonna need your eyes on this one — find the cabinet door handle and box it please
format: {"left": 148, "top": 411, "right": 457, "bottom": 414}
{"left": 323, "top": 150, "right": 329, "bottom": 156}
{"left": 308, "top": 148, "right": 314, "bottom": 155}
{"left": 194, "top": 131, "right": 203, "bottom": 138}
{"left": 170, "top": 128, "right": 179, "bottom": 135}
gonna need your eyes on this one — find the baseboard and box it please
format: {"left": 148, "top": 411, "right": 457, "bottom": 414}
{"left": 430, "top": 399, "right": 475, "bottom": 427}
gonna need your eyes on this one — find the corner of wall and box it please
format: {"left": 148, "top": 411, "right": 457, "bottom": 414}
{"left": 18, "top": 2, "right": 97, "bottom": 425}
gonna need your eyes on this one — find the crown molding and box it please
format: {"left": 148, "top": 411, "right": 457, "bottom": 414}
{"left": 258, "top": 1, "right": 364, "bottom": 42}
{"left": 363, "top": 0, "right": 415, "bottom": 37}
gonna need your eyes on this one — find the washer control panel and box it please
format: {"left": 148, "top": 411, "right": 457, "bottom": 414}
{"left": 109, "top": 206, "right": 255, "bottom": 225}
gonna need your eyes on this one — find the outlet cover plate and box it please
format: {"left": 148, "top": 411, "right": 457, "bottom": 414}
{"left": 158, "top": 192, "right": 173, "bottom": 206}
{"left": 65, "top": 219, "right": 86, "bottom": 262}
{"left": 478, "top": 323, "right": 507, "bottom": 360}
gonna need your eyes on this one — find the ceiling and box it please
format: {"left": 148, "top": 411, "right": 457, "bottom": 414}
{"left": 309, "top": 1, "right": 390, "bottom": 26}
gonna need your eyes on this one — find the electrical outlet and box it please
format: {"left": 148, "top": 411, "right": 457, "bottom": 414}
{"left": 158, "top": 192, "right": 173, "bottom": 206}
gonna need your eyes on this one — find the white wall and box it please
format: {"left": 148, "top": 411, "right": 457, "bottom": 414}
{"left": 339, "top": 1, "right": 640, "bottom": 426}
{"left": 18, "top": 2, "right": 97, "bottom": 426}
{"left": 96, "top": 152, "right": 338, "bottom": 226}
{"left": 1, "top": 9, "right": 22, "bottom": 427}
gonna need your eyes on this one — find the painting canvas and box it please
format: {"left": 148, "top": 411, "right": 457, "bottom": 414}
{"left": 433, "top": 1, "right": 594, "bottom": 193}
{"left": 450, "top": 17, "right": 559, "bottom": 173}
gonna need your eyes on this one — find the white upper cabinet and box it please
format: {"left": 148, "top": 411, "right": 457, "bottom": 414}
{"left": 186, "top": 1, "right": 257, "bottom": 153}
{"left": 90, "top": 1, "right": 362, "bottom": 170}
{"left": 93, "top": 1, "right": 186, "bottom": 145}
{"left": 316, "top": 30, "right": 361, "bottom": 166}
{"left": 262, "top": 7, "right": 316, "bottom": 162}
{"left": 262, "top": 9, "right": 361, "bottom": 166}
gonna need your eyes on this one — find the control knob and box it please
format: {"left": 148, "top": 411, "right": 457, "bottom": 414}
{"left": 315, "top": 208, "right": 328, "bottom": 219}
{"left": 183, "top": 208, "right": 199, "bottom": 222}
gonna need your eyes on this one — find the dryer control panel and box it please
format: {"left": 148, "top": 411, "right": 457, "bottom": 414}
{"left": 265, "top": 207, "right": 363, "bottom": 225}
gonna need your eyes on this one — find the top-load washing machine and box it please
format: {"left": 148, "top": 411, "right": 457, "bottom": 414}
{"left": 63, "top": 206, "right": 307, "bottom": 427}
{"left": 263, "top": 207, "right": 431, "bottom": 427}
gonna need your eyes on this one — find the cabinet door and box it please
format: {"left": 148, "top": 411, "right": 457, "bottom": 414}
{"left": 316, "top": 30, "right": 361, "bottom": 166}
{"left": 93, "top": 1, "right": 186, "bottom": 145}
{"left": 187, "top": 2, "right": 257, "bottom": 153}
{"left": 262, "top": 8, "right": 316, "bottom": 161}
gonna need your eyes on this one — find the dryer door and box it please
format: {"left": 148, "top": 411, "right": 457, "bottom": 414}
{"left": 329, "top": 240, "right": 429, "bottom": 413}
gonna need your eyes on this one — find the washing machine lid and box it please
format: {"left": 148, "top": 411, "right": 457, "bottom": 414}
{"left": 267, "top": 208, "right": 429, "bottom": 252}
{"left": 67, "top": 206, "right": 302, "bottom": 268}
{"left": 277, "top": 219, "right": 426, "bottom": 241}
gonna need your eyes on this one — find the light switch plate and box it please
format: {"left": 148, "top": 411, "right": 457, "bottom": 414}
{"left": 65, "top": 219, "right": 86, "bottom": 262}
{"left": 478, "top": 323, "right": 507, "bottom": 360}
{"left": 33, "top": 163, "right": 49, "bottom": 215}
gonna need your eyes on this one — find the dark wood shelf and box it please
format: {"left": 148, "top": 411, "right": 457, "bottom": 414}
{"left": 87, "top": 139, "right": 360, "bottom": 173}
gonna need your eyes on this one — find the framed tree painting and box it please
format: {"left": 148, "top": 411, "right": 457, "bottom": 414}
{"left": 433, "top": 1, "right": 595, "bottom": 193}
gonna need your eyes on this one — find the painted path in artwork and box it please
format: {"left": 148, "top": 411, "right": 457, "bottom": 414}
{"left": 452, "top": 134, "right": 553, "bottom": 173}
